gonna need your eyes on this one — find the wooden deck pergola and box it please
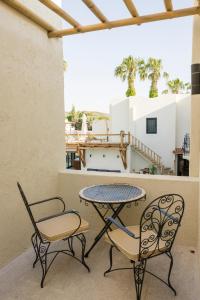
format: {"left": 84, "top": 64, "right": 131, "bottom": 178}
{"left": 65, "top": 132, "right": 130, "bottom": 169}
{"left": 2, "top": 0, "right": 200, "bottom": 38}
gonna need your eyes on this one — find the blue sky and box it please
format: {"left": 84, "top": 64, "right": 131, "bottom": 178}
{"left": 62, "top": 0, "right": 193, "bottom": 112}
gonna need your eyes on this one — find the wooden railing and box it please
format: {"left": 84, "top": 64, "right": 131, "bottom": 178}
{"left": 132, "top": 135, "right": 162, "bottom": 166}
{"left": 65, "top": 131, "right": 131, "bottom": 145}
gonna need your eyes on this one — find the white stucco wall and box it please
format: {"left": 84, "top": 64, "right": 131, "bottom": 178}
{"left": 131, "top": 95, "right": 176, "bottom": 169}
{"left": 82, "top": 147, "right": 131, "bottom": 173}
{"left": 131, "top": 151, "right": 151, "bottom": 173}
{"left": 0, "top": 1, "right": 65, "bottom": 267}
{"left": 110, "top": 98, "right": 130, "bottom": 134}
{"left": 92, "top": 119, "right": 109, "bottom": 134}
{"left": 176, "top": 95, "right": 191, "bottom": 148}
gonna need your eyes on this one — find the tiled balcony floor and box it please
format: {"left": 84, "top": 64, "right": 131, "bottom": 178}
{"left": 0, "top": 232, "right": 199, "bottom": 300}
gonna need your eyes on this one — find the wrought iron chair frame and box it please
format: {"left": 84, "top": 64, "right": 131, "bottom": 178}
{"left": 17, "top": 182, "right": 90, "bottom": 288}
{"left": 104, "top": 193, "right": 185, "bottom": 300}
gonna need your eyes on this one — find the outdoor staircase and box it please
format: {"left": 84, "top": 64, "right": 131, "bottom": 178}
{"left": 131, "top": 135, "right": 173, "bottom": 175}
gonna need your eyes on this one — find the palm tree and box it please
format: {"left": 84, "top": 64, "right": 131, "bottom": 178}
{"left": 173, "top": 80, "right": 191, "bottom": 94}
{"left": 115, "top": 56, "right": 139, "bottom": 97}
{"left": 146, "top": 58, "right": 163, "bottom": 98}
{"left": 167, "top": 79, "right": 184, "bottom": 94}
{"left": 184, "top": 82, "right": 191, "bottom": 94}
{"left": 67, "top": 105, "right": 80, "bottom": 125}
{"left": 162, "top": 76, "right": 191, "bottom": 94}
{"left": 138, "top": 59, "right": 148, "bottom": 81}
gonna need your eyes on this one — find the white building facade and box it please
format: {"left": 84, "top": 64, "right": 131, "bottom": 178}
{"left": 110, "top": 95, "right": 190, "bottom": 172}
{"left": 88, "top": 95, "right": 190, "bottom": 174}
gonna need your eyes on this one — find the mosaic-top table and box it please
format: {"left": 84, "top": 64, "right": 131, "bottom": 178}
{"left": 79, "top": 183, "right": 146, "bottom": 257}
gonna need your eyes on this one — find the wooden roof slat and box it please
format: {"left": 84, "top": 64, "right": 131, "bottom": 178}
{"left": 123, "top": 0, "right": 139, "bottom": 17}
{"left": 164, "top": 0, "right": 173, "bottom": 12}
{"left": 38, "top": 0, "right": 81, "bottom": 28}
{"left": 82, "top": 0, "right": 109, "bottom": 23}
{"left": 2, "top": 0, "right": 200, "bottom": 38}
{"left": 2, "top": 0, "right": 56, "bottom": 32}
{"left": 49, "top": 6, "right": 200, "bottom": 38}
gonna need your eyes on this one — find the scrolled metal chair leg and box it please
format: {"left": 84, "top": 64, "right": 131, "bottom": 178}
{"left": 68, "top": 237, "right": 75, "bottom": 256}
{"left": 166, "top": 252, "right": 177, "bottom": 296}
{"left": 31, "top": 233, "right": 39, "bottom": 268}
{"left": 76, "top": 234, "right": 90, "bottom": 272}
{"left": 34, "top": 235, "right": 50, "bottom": 288}
{"left": 133, "top": 260, "right": 146, "bottom": 300}
{"left": 104, "top": 245, "right": 113, "bottom": 276}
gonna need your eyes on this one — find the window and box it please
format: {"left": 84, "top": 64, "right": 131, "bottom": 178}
{"left": 146, "top": 118, "right": 157, "bottom": 134}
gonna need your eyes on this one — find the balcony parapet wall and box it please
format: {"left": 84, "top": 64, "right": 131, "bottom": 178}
{"left": 58, "top": 170, "right": 199, "bottom": 248}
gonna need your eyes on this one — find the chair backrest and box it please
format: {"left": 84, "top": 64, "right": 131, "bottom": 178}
{"left": 139, "top": 194, "right": 185, "bottom": 260}
{"left": 17, "top": 182, "right": 41, "bottom": 239}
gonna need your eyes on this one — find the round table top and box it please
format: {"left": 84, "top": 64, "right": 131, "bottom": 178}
{"left": 79, "top": 184, "right": 146, "bottom": 204}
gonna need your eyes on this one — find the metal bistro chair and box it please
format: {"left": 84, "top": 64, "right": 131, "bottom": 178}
{"left": 17, "top": 182, "right": 90, "bottom": 288}
{"left": 104, "top": 194, "right": 185, "bottom": 300}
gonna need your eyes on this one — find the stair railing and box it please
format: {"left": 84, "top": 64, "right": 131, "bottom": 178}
{"left": 132, "top": 135, "right": 162, "bottom": 166}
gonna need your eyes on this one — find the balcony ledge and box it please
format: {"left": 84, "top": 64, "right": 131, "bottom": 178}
{"left": 59, "top": 169, "right": 199, "bottom": 182}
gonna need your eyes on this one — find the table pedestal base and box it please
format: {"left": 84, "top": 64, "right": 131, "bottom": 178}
{"left": 85, "top": 203, "right": 126, "bottom": 257}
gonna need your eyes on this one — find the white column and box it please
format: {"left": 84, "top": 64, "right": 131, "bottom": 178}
{"left": 190, "top": 10, "right": 200, "bottom": 176}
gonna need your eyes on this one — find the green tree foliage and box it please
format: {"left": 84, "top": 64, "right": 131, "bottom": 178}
{"left": 115, "top": 55, "right": 191, "bottom": 99}
{"left": 149, "top": 164, "right": 157, "bottom": 175}
{"left": 66, "top": 106, "right": 109, "bottom": 131}
{"left": 168, "top": 79, "right": 184, "bottom": 94}
{"left": 66, "top": 105, "right": 82, "bottom": 130}
{"left": 184, "top": 82, "right": 191, "bottom": 93}
{"left": 146, "top": 58, "right": 163, "bottom": 98}
{"left": 138, "top": 59, "right": 147, "bottom": 81}
{"left": 115, "top": 56, "right": 139, "bottom": 97}
{"left": 132, "top": 57, "right": 164, "bottom": 99}
{"left": 162, "top": 89, "right": 169, "bottom": 95}
{"left": 162, "top": 74, "right": 191, "bottom": 94}
{"left": 63, "top": 60, "right": 68, "bottom": 71}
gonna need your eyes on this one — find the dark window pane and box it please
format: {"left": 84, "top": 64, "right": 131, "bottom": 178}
{"left": 146, "top": 118, "right": 157, "bottom": 134}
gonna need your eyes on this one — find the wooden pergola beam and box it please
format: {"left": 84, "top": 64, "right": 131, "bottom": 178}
{"left": 49, "top": 6, "right": 200, "bottom": 38}
{"left": 123, "top": 0, "right": 139, "bottom": 17}
{"left": 38, "top": 0, "right": 81, "bottom": 28}
{"left": 164, "top": 0, "right": 173, "bottom": 12}
{"left": 82, "top": 0, "right": 109, "bottom": 23}
{"left": 119, "top": 148, "right": 127, "bottom": 169}
{"left": 77, "top": 146, "right": 86, "bottom": 167}
{"left": 2, "top": 0, "right": 56, "bottom": 32}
